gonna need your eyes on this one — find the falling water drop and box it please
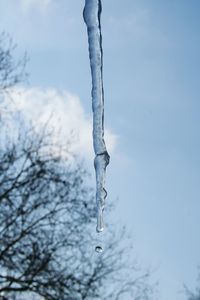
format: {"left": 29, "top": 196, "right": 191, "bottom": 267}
{"left": 95, "top": 245, "right": 103, "bottom": 253}
{"left": 83, "top": 0, "right": 110, "bottom": 234}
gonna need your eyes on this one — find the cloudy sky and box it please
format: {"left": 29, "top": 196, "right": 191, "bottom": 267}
{"left": 1, "top": 1, "right": 200, "bottom": 299}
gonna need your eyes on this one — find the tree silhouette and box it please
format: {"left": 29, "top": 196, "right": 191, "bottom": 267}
{"left": 0, "top": 32, "right": 27, "bottom": 94}
{"left": 184, "top": 270, "right": 200, "bottom": 300}
{"left": 0, "top": 33, "right": 154, "bottom": 300}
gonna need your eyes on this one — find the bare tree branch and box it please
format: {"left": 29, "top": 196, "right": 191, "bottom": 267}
{"left": 0, "top": 32, "right": 154, "bottom": 300}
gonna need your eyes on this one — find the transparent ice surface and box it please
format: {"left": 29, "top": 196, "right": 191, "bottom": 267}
{"left": 83, "top": 0, "right": 110, "bottom": 233}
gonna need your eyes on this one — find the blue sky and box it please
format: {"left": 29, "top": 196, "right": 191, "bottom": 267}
{"left": 1, "top": 1, "right": 200, "bottom": 299}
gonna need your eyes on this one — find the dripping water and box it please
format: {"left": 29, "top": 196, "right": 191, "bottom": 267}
{"left": 95, "top": 245, "right": 103, "bottom": 253}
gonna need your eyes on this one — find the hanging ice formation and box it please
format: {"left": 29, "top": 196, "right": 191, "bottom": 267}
{"left": 83, "top": 0, "right": 110, "bottom": 235}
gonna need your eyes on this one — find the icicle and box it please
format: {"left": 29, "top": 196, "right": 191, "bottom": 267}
{"left": 83, "top": 0, "right": 110, "bottom": 233}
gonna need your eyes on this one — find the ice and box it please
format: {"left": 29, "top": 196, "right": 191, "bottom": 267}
{"left": 83, "top": 0, "right": 110, "bottom": 233}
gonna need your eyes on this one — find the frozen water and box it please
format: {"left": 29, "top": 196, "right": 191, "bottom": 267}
{"left": 83, "top": 0, "right": 110, "bottom": 233}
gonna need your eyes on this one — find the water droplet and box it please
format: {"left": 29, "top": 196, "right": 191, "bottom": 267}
{"left": 95, "top": 246, "right": 103, "bottom": 253}
{"left": 96, "top": 224, "right": 104, "bottom": 233}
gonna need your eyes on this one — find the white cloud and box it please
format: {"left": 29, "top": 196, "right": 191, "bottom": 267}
{"left": 6, "top": 87, "right": 117, "bottom": 160}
